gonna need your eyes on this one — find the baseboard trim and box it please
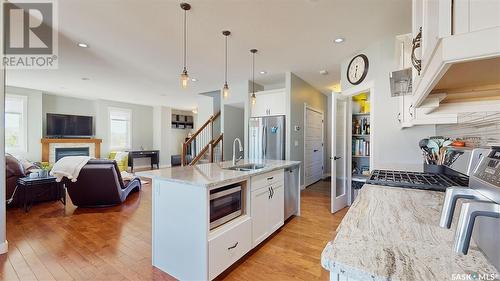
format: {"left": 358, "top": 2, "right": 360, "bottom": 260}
{"left": 0, "top": 240, "right": 8, "bottom": 254}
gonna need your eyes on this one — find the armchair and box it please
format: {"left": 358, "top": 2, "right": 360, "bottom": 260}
{"left": 64, "top": 159, "right": 141, "bottom": 208}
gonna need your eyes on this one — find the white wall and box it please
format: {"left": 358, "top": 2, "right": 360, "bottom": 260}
{"left": 195, "top": 94, "right": 214, "bottom": 130}
{"left": 95, "top": 99, "right": 154, "bottom": 157}
{"left": 6, "top": 86, "right": 43, "bottom": 161}
{"left": 340, "top": 36, "right": 435, "bottom": 170}
{"left": 286, "top": 72, "right": 328, "bottom": 185}
{"left": 0, "top": 2, "right": 7, "bottom": 251}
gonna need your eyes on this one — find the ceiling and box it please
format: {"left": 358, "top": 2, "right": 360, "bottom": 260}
{"left": 6, "top": 0, "right": 412, "bottom": 110}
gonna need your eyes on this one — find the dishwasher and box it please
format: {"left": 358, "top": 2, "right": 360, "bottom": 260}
{"left": 284, "top": 166, "right": 298, "bottom": 220}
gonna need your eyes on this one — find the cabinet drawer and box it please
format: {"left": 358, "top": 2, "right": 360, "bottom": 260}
{"left": 251, "top": 169, "right": 284, "bottom": 191}
{"left": 208, "top": 217, "right": 251, "bottom": 280}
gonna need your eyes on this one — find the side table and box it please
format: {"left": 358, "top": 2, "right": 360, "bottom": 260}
{"left": 17, "top": 176, "right": 66, "bottom": 212}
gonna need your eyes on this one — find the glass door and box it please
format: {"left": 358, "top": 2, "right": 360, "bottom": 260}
{"left": 331, "top": 94, "right": 348, "bottom": 213}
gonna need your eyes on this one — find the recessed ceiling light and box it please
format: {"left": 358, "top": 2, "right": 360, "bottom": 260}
{"left": 259, "top": 71, "right": 267, "bottom": 75}
{"left": 77, "top": 43, "right": 89, "bottom": 48}
{"left": 81, "top": 77, "right": 90, "bottom": 80}
{"left": 334, "top": 38, "right": 345, "bottom": 43}
{"left": 319, "top": 70, "right": 329, "bottom": 75}
{"left": 191, "top": 78, "right": 198, "bottom": 82}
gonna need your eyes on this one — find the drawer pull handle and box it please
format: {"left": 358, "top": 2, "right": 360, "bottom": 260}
{"left": 228, "top": 242, "right": 238, "bottom": 250}
{"left": 267, "top": 177, "right": 274, "bottom": 180}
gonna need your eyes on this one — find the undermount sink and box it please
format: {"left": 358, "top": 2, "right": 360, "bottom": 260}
{"left": 225, "top": 163, "right": 265, "bottom": 171}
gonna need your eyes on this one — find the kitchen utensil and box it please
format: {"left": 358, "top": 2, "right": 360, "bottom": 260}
{"left": 419, "top": 138, "right": 429, "bottom": 149}
{"left": 427, "top": 139, "right": 440, "bottom": 154}
{"left": 442, "top": 140, "right": 453, "bottom": 147}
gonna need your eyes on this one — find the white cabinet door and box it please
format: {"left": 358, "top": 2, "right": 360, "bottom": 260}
{"left": 267, "top": 90, "right": 286, "bottom": 116}
{"left": 454, "top": 0, "right": 500, "bottom": 34}
{"left": 251, "top": 89, "right": 286, "bottom": 117}
{"left": 251, "top": 186, "right": 271, "bottom": 247}
{"left": 251, "top": 95, "right": 269, "bottom": 117}
{"left": 268, "top": 184, "right": 284, "bottom": 233}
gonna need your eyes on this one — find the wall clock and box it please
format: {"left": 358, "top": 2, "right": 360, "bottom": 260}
{"left": 347, "top": 54, "right": 369, "bottom": 85}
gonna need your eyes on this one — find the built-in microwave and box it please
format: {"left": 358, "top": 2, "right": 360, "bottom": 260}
{"left": 209, "top": 184, "right": 243, "bottom": 230}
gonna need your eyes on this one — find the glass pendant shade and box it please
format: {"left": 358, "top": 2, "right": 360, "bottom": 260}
{"left": 180, "top": 69, "right": 189, "bottom": 89}
{"left": 223, "top": 83, "right": 229, "bottom": 98}
{"left": 251, "top": 93, "right": 256, "bottom": 105}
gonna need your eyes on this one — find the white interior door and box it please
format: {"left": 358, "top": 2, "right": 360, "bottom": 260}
{"left": 304, "top": 106, "right": 324, "bottom": 187}
{"left": 331, "top": 95, "right": 348, "bottom": 213}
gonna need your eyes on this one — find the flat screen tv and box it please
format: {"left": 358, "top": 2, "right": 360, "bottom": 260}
{"left": 46, "top": 113, "right": 93, "bottom": 138}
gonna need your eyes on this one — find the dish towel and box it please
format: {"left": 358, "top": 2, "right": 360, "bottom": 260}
{"left": 50, "top": 156, "right": 91, "bottom": 182}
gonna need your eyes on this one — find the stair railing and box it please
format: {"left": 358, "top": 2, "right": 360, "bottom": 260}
{"left": 182, "top": 111, "right": 221, "bottom": 166}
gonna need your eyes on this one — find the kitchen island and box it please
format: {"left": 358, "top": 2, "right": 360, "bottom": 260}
{"left": 321, "top": 184, "right": 499, "bottom": 281}
{"left": 137, "top": 159, "right": 300, "bottom": 280}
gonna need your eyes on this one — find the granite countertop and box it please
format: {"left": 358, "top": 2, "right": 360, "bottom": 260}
{"left": 136, "top": 159, "right": 300, "bottom": 188}
{"left": 321, "top": 184, "right": 499, "bottom": 281}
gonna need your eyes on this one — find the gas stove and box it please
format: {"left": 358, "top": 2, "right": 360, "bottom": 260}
{"left": 367, "top": 169, "right": 469, "bottom": 192}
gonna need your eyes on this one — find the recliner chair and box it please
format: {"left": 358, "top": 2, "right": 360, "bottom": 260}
{"left": 64, "top": 159, "right": 141, "bottom": 207}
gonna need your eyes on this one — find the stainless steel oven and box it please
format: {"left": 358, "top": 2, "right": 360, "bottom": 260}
{"left": 210, "top": 184, "right": 242, "bottom": 229}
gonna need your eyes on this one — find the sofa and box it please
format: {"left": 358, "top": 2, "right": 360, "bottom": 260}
{"left": 63, "top": 159, "right": 141, "bottom": 207}
{"left": 5, "top": 154, "right": 55, "bottom": 207}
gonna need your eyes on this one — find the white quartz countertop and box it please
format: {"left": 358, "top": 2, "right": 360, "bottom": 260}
{"left": 321, "top": 184, "right": 499, "bottom": 281}
{"left": 136, "top": 159, "right": 300, "bottom": 188}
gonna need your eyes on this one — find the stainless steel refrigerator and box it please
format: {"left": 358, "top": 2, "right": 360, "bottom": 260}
{"left": 249, "top": 115, "right": 285, "bottom": 161}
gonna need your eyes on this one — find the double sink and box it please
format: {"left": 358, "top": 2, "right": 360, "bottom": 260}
{"left": 224, "top": 163, "right": 265, "bottom": 172}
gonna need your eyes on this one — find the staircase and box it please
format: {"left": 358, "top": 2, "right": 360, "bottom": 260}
{"left": 182, "top": 111, "right": 223, "bottom": 166}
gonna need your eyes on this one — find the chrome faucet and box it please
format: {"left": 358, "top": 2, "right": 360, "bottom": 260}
{"left": 439, "top": 186, "right": 489, "bottom": 229}
{"left": 453, "top": 201, "right": 500, "bottom": 254}
{"left": 232, "top": 138, "right": 243, "bottom": 165}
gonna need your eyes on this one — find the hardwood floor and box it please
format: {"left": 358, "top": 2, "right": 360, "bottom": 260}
{"left": 3, "top": 179, "right": 347, "bottom": 281}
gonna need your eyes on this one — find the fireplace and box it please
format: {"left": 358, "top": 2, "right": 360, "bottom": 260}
{"left": 55, "top": 147, "right": 90, "bottom": 161}
{"left": 41, "top": 138, "right": 102, "bottom": 163}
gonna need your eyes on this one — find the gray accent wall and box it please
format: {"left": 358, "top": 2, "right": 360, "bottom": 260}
{"left": 286, "top": 72, "right": 328, "bottom": 186}
{"left": 223, "top": 104, "right": 245, "bottom": 161}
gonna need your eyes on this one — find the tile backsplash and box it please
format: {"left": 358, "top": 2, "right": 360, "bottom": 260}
{"left": 436, "top": 112, "right": 500, "bottom": 147}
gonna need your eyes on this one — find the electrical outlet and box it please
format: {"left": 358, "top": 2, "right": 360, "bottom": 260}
{"left": 294, "top": 140, "right": 299, "bottom": 146}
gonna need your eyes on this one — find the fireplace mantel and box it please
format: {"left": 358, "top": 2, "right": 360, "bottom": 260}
{"left": 41, "top": 138, "right": 102, "bottom": 162}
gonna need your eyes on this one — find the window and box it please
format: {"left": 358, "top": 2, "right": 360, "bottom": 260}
{"left": 5, "top": 94, "right": 28, "bottom": 153}
{"left": 109, "top": 107, "right": 131, "bottom": 150}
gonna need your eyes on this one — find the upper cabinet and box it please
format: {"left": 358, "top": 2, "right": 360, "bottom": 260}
{"left": 410, "top": 0, "right": 500, "bottom": 108}
{"left": 251, "top": 89, "right": 286, "bottom": 117}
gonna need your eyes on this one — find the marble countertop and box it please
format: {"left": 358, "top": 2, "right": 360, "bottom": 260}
{"left": 321, "top": 184, "right": 499, "bottom": 281}
{"left": 136, "top": 159, "right": 300, "bottom": 188}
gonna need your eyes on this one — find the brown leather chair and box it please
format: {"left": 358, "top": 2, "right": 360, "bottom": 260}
{"left": 6, "top": 154, "right": 26, "bottom": 206}
{"left": 64, "top": 159, "right": 141, "bottom": 208}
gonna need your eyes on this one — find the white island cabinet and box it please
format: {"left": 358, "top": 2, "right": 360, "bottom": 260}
{"left": 137, "top": 160, "right": 300, "bottom": 281}
{"left": 251, "top": 169, "right": 284, "bottom": 247}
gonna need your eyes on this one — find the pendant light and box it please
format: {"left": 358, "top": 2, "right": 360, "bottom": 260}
{"left": 222, "top": 30, "right": 231, "bottom": 99}
{"left": 250, "top": 49, "right": 258, "bottom": 106}
{"left": 180, "top": 3, "right": 191, "bottom": 89}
